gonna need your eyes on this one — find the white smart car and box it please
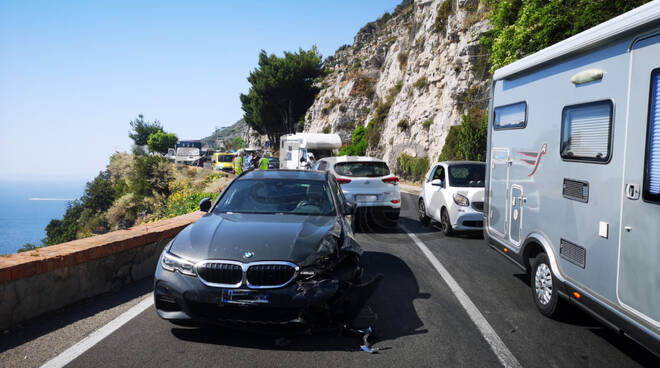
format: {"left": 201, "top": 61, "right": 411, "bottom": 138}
{"left": 313, "top": 156, "right": 401, "bottom": 227}
{"left": 418, "top": 161, "right": 485, "bottom": 235}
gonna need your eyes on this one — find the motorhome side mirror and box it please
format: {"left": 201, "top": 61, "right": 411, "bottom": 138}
{"left": 199, "top": 197, "right": 212, "bottom": 212}
{"left": 431, "top": 179, "right": 444, "bottom": 187}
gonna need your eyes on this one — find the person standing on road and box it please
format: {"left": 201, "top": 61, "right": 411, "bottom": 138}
{"left": 233, "top": 153, "right": 244, "bottom": 175}
{"left": 259, "top": 153, "right": 270, "bottom": 170}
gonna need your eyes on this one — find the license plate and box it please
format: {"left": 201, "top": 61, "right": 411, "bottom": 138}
{"left": 221, "top": 290, "right": 270, "bottom": 305}
{"left": 356, "top": 195, "right": 378, "bottom": 202}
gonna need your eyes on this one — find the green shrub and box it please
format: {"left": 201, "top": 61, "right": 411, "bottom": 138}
{"left": 161, "top": 190, "right": 219, "bottom": 218}
{"left": 366, "top": 80, "right": 403, "bottom": 148}
{"left": 413, "top": 76, "right": 428, "bottom": 90}
{"left": 484, "top": 0, "right": 650, "bottom": 73}
{"left": 339, "top": 126, "right": 367, "bottom": 156}
{"left": 339, "top": 104, "right": 347, "bottom": 113}
{"left": 397, "top": 119, "right": 409, "bottom": 131}
{"left": 323, "top": 125, "right": 331, "bottom": 134}
{"left": 397, "top": 51, "right": 408, "bottom": 71}
{"left": 434, "top": 0, "right": 453, "bottom": 34}
{"left": 396, "top": 153, "right": 430, "bottom": 183}
{"left": 18, "top": 243, "right": 41, "bottom": 253}
{"left": 438, "top": 108, "right": 487, "bottom": 162}
{"left": 422, "top": 119, "right": 433, "bottom": 131}
{"left": 350, "top": 75, "right": 376, "bottom": 98}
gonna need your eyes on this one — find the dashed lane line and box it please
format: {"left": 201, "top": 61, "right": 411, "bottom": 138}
{"left": 400, "top": 224, "right": 523, "bottom": 368}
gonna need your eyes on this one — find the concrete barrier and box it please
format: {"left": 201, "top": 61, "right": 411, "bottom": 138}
{"left": 0, "top": 211, "right": 203, "bottom": 330}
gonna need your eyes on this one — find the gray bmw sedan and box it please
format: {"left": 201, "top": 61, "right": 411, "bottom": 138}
{"left": 154, "top": 169, "right": 381, "bottom": 328}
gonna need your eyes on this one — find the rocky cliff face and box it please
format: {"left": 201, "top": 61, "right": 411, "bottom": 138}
{"left": 303, "top": 0, "right": 491, "bottom": 167}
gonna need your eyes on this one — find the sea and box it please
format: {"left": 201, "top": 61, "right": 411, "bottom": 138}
{"left": 0, "top": 180, "right": 85, "bottom": 255}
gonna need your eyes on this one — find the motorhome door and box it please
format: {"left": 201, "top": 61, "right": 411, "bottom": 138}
{"left": 489, "top": 148, "right": 510, "bottom": 237}
{"left": 284, "top": 141, "right": 301, "bottom": 169}
{"left": 617, "top": 34, "right": 660, "bottom": 327}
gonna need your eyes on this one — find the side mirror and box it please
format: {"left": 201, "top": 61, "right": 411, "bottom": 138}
{"left": 431, "top": 179, "right": 444, "bottom": 187}
{"left": 199, "top": 197, "right": 212, "bottom": 212}
{"left": 343, "top": 201, "right": 358, "bottom": 215}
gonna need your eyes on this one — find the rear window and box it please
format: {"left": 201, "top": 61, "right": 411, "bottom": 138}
{"left": 334, "top": 162, "right": 390, "bottom": 177}
{"left": 216, "top": 155, "right": 234, "bottom": 162}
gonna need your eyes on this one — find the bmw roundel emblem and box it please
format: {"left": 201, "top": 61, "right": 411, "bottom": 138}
{"left": 243, "top": 251, "right": 254, "bottom": 259}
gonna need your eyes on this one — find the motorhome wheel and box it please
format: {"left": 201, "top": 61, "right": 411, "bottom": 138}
{"left": 531, "top": 253, "right": 563, "bottom": 317}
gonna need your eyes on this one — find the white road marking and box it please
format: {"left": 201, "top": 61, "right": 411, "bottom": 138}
{"left": 400, "top": 224, "right": 522, "bottom": 368}
{"left": 40, "top": 296, "right": 154, "bottom": 368}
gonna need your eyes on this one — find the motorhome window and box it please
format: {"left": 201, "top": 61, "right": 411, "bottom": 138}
{"left": 644, "top": 69, "right": 660, "bottom": 203}
{"left": 560, "top": 100, "right": 613, "bottom": 163}
{"left": 493, "top": 102, "right": 527, "bottom": 130}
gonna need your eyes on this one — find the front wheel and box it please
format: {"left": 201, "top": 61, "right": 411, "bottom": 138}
{"left": 440, "top": 208, "right": 454, "bottom": 236}
{"left": 418, "top": 199, "right": 431, "bottom": 226}
{"left": 531, "top": 253, "right": 563, "bottom": 317}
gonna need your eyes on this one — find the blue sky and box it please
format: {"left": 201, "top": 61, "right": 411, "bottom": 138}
{"left": 0, "top": 0, "right": 401, "bottom": 181}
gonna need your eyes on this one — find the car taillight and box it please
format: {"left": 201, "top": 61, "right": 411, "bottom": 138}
{"left": 382, "top": 176, "right": 399, "bottom": 184}
{"left": 337, "top": 178, "right": 352, "bottom": 184}
{"left": 391, "top": 199, "right": 401, "bottom": 204}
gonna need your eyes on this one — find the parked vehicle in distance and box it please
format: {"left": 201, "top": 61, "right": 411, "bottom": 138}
{"left": 418, "top": 161, "right": 485, "bottom": 235}
{"left": 280, "top": 133, "right": 342, "bottom": 169}
{"left": 485, "top": 2, "right": 659, "bottom": 355}
{"left": 213, "top": 152, "right": 235, "bottom": 172}
{"left": 314, "top": 156, "right": 400, "bottom": 227}
{"left": 164, "top": 148, "right": 176, "bottom": 162}
{"left": 175, "top": 140, "right": 202, "bottom": 165}
{"left": 154, "top": 170, "right": 382, "bottom": 328}
{"left": 267, "top": 157, "right": 280, "bottom": 169}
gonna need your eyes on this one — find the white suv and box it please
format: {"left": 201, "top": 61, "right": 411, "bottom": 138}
{"left": 418, "top": 161, "right": 485, "bottom": 235}
{"left": 313, "top": 156, "right": 401, "bottom": 226}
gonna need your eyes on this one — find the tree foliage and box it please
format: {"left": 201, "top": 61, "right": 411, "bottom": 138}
{"left": 147, "top": 131, "right": 178, "bottom": 154}
{"left": 438, "top": 109, "right": 488, "bottom": 162}
{"left": 232, "top": 136, "right": 246, "bottom": 150}
{"left": 338, "top": 127, "right": 367, "bottom": 156}
{"left": 129, "top": 114, "right": 163, "bottom": 146}
{"left": 485, "top": 0, "right": 651, "bottom": 72}
{"left": 396, "top": 153, "right": 430, "bottom": 183}
{"left": 240, "top": 48, "right": 324, "bottom": 148}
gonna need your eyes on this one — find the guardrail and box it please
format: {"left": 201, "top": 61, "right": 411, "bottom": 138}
{"left": 0, "top": 211, "right": 203, "bottom": 330}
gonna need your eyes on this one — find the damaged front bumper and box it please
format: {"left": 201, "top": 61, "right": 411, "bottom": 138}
{"left": 154, "top": 265, "right": 383, "bottom": 328}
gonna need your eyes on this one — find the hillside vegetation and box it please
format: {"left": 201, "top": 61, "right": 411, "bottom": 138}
{"left": 302, "top": 0, "right": 650, "bottom": 183}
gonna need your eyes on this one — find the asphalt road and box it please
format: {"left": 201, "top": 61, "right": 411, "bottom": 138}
{"left": 2, "top": 192, "right": 658, "bottom": 367}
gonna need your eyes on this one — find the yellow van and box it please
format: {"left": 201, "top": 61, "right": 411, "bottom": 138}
{"left": 213, "top": 152, "right": 235, "bottom": 172}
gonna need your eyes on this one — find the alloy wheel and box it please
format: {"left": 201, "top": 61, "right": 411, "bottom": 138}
{"left": 534, "top": 263, "right": 553, "bottom": 305}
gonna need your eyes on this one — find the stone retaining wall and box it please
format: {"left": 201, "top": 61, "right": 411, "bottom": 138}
{"left": 0, "top": 211, "right": 203, "bottom": 330}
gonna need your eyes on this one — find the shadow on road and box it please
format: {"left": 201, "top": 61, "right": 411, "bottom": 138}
{"left": 170, "top": 250, "right": 429, "bottom": 352}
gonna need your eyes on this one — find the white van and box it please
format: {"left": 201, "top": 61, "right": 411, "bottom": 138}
{"left": 485, "top": 2, "right": 660, "bottom": 355}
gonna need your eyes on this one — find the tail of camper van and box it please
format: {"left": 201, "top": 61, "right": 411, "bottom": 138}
{"left": 485, "top": 2, "right": 660, "bottom": 356}
{"left": 279, "top": 133, "right": 342, "bottom": 170}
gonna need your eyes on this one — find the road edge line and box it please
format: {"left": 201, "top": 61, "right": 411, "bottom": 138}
{"left": 400, "top": 224, "right": 522, "bottom": 368}
{"left": 40, "top": 295, "right": 154, "bottom": 368}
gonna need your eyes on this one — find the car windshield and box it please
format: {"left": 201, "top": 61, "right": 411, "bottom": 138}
{"left": 334, "top": 162, "right": 390, "bottom": 177}
{"left": 216, "top": 155, "right": 234, "bottom": 162}
{"left": 214, "top": 179, "right": 336, "bottom": 216}
{"left": 448, "top": 164, "right": 485, "bottom": 187}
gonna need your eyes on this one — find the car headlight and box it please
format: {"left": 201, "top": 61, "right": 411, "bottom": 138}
{"left": 453, "top": 193, "right": 470, "bottom": 207}
{"left": 161, "top": 251, "right": 196, "bottom": 277}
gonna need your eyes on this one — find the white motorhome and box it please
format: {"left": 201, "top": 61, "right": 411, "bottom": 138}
{"left": 485, "top": 2, "right": 660, "bottom": 355}
{"left": 279, "top": 133, "right": 342, "bottom": 169}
